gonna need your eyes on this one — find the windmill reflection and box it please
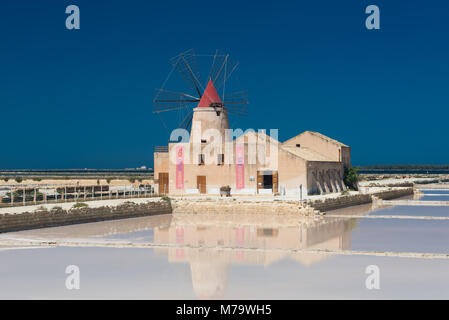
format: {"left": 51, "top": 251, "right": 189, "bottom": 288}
{"left": 153, "top": 213, "right": 359, "bottom": 299}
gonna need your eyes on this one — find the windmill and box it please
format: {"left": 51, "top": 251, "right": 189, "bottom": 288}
{"left": 153, "top": 49, "right": 248, "bottom": 134}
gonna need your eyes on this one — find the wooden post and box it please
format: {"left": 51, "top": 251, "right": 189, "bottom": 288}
{"left": 23, "top": 188, "right": 26, "bottom": 206}
{"left": 34, "top": 188, "right": 37, "bottom": 204}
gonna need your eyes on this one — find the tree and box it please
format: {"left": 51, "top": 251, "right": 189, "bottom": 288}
{"left": 344, "top": 167, "right": 359, "bottom": 190}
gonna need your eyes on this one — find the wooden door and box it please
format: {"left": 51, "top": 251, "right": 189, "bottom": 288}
{"left": 159, "top": 172, "right": 169, "bottom": 194}
{"left": 197, "top": 176, "right": 206, "bottom": 194}
{"left": 272, "top": 171, "right": 278, "bottom": 193}
{"left": 257, "top": 170, "right": 263, "bottom": 193}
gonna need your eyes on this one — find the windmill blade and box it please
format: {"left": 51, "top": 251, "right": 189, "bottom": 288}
{"left": 153, "top": 88, "right": 199, "bottom": 113}
{"left": 209, "top": 51, "right": 228, "bottom": 87}
{"left": 223, "top": 91, "right": 249, "bottom": 117}
{"left": 223, "top": 90, "right": 248, "bottom": 104}
{"left": 170, "top": 49, "right": 203, "bottom": 97}
{"left": 207, "top": 50, "right": 219, "bottom": 81}
{"left": 226, "top": 106, "right": 248, "bottom": 117}
{"left": 225, "top": 103, "right": 248, "bottom": 117}
{"left": 178, "top": 110, "right": 194, "bottom": 132}
{"left": 209, "top": 51, "right": 239, "bottom": 91}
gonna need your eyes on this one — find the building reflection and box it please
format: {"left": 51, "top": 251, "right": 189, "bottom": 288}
{"left": 1, "top": 201, "right": 381, "bottom": 299}
{"left": 153, "top": 213, "right": 359, "bottom": 299}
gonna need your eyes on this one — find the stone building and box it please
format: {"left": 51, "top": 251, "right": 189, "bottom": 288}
{"left": 154, "top": 80, "right": 351, "bottom": 196}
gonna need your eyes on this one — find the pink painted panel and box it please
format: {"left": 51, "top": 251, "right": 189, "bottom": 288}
{"left": 236, "top": 144, "right": 245, "bottom": 189}
{"left": 176, "top": 145, "right": 184, "bottom": 189}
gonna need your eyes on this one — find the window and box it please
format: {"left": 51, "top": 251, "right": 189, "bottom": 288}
{"left": 201, "top": 139, "right": 207, "bottom": 143}
{"left": 296, "top": 144, "right": 301, "bottom": 148}
{"left": 198, "top": 154, "right": 205, "bottom": 165}
{"left": 217, "top": 154, "right": 224, "bottom": 165}
{"left": 257, "top": 228, "right": 279, "bottom": 237}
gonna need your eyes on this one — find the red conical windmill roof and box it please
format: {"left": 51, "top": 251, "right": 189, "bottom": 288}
{"left": 198, "top": 79, "right": 222, "bottom": 107}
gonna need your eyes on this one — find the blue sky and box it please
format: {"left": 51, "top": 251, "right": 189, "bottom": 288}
{"left": 0, "top": 0, "right": 448, "bottom": 168}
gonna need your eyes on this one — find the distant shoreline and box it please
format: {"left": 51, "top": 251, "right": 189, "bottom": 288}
{"left": 358, "top": 165, "right": 449, "bottom": 174}
{"left": 359, "top": 170, "right": 449, "bottom": 174}
{"left": 0, "top": 168, "right": 154, "bottom": 180}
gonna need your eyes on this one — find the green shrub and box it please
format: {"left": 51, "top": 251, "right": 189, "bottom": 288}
{"left": 343, "top": 167, "right": 359, "bottom": 191}
{"left": 161, "top": 196, "right": 171, "bottom": 202}
{"left": 14, "top": 176, "right": 23, "bottom": 183}
{"left": 72, "top": 202, "right": 88, "bottom": 208}
{"left": 128, "top": 177, "right": 136, "bottom": 183}
{"left": 32, "top": 178, "right": 42, "bottom": 182}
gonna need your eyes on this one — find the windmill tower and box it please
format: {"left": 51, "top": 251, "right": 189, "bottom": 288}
{"left": 190, "top": 79, "right": 230, "bottom": 145}
{"left": 153, "top": 49, "right": 248, "bottom": 144}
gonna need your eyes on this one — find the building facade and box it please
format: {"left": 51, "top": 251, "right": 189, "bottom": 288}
{"left": 154, "top": 81, "right": 351, "bottom": 196}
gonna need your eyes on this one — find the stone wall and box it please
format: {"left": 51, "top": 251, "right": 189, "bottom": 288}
{"left": 0, "top": 201, "right": 172, "bottom": 233}
{"left": 308, "top": 187, "right": 413, "bottom": 212}
{"left": 173, "top": 188, "right": 413, "bottom": 215}
{"left": 375, "top": 188, "right": 414, "bottom": 200}
{"left": 363, "top": 178, "right": 448, "bottom": 188}
{"left": 172, "top": 200, "right": 316, "bottom": 215}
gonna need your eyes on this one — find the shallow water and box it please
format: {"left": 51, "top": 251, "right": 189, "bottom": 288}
{"left": 0, "top": 190, "right": 448, "bottom": 299}
{"left": 421, "top": 195, "right": 449, "bottom": 201}
{"left": 0, "top": 247, "right": 448, "bottom": 299}
{"left": 421, "top": 190, "right": 449, "bottom": 195}
{"left": 370, "top": 205, "right": 449, "bottom": 217}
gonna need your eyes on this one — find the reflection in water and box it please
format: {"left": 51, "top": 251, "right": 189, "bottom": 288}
{"left": 153, "top": 213, "right": 358, "bottom": 299}
{"left": 1, "top": 193, "right": 448, "bottom": 299}
{"left": 3, "top": 212, "right": 360, "bottom": 299}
